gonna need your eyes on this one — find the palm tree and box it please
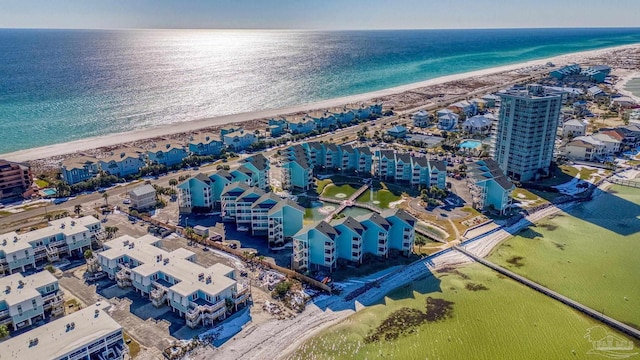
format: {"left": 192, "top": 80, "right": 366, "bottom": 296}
{"left": 168, "top": 178, "right": 178, "bottom": 188}
{"left": 415, "top": 236, "right": 427, "bottom": 253}
{"left": 102, "top": 192, "right": 109, "bottom": 207}
{"left": 184, "top": 227, "right": 195, "bottom": 239}
{"left": 74, "top": 204, "right": 82, "bottom": 216}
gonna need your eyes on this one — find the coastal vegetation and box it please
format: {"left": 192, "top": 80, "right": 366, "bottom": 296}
{"left": 289, "top": 263, "right": 637, "bottom": 360}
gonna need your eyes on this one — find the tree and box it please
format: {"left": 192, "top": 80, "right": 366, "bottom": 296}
{"left": 102, "top": 192, "right": 109, "bottom": 207}
{"left": 0, "top": 324, "right": 9, "bottom": 339}
{"left": 84, "top": 249, "right": 93, "bottom": 259}
{"left": 74, "top": 204, "right": 82, "bottom": 216}
{"left": 415, "top": 236, "right": 427, "bottom": 252}
{"left": 184, "top": 227, "right": 194, "bottom": 239}
{"left": 169, "top": 178, "right": 178, "bottom": 187}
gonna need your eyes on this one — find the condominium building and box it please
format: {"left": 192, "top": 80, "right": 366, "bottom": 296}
{"left": 375, "top": 150, "right": 446, "bottom": 189}
{"left": 98, "top": 234, "right": 249, "bottom": 329}
{"left": 0, "top": 216, "right": 102, "bottom": 274}
{"left": 0, "top": 271, "right": 64, "bottom": 331}
{"left": 494, "top": 85, "right": 563, "bottom": 181}
{"left": 0, "top": 303, "right": 125, "bottom": 360}
{"left": 281, "top": 145, "right": 314, "bottom": 191}
{"left": 220, "top": 182, "right": 303, "bottom": 248}
{"left": 0, "top": 159, "right": 33, "bottom": 200}
{"left": 147, "top": 142, "right": 188, "bottom": 167}
{"left": 292, "top": 209, "right": 416, "bottom": 272}
{"left": 98, "top": 149, "right": 146, "bottom": 178}
{"left": 467, "top": 159, "right": 515, "bottom": 214}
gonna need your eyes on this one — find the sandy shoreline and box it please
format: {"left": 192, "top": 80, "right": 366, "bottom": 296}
{"left": 614, "top": 70, "right": 640, "bottom": 103}
{"left": 3, "top": 42, "right": 640, "bottom": 163}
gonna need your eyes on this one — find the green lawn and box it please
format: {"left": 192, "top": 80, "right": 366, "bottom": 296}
{"left": 489, "top": 185, "right": 640, "bottom": 330}
{"left": 322, "top": 184, "right": 359, "bottom": 199}
{"left": 289, "top": 263, "right": 636, "bottom": 360}
{"left": 35, "top": 179, "right": 49, "bottom": 188}
{"left": 356, "top": 188, "right": 402, "bottom": 209}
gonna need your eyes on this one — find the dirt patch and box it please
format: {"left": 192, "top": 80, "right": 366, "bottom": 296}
{"left": 506, "top": 256, "right": 525, "bottom": 268}
{"left": 552, "top": 242, "right": 566, "bottom": 250}
{"left": 465, "top": 283, "right": 489, "bottom": 291}
{"left": 538, "top": 223, "right": 558, "bottom": 231}
{"left": 436, "top": 266, "right": 470, "bottom": 280}
{"left": 364, "top": 297, "right": 455, "bottom": 343}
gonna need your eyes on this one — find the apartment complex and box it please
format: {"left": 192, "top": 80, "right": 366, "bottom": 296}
{"left": 0, "top": 159, "right": 33, "bottom": 200}
{"left": 292, "top": 209, "right": 416, "bottom": 272}
{"left": 375, "top": 150, "right": 447, "bottom": 189}
{"left": 280, "top": 142, "right": 374, "bottom": 191}
{"left": 467, "top": 159, "right": 515, "bottom": 214}
{"left": 0, "top": 303, "right": 125, "bottom": 360}
{"left": 494, "top": 85, "right": 563, "bottom": 182}
{"left": 0, "top": 216, "right": 102, "bottom": 274}
{"left": 98, "top": 235, "right": 249, "bottom": 328}
{"left": 0, "top": 271, "right": 64, "bottom": 331}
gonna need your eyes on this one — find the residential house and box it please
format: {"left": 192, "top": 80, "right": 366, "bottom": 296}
{"left": 99, "top": 149, "right": 146, "bottom": 177}
{"left": 587, "top": 86, "right": 605, "bottom": 99}
{"left": 60, "top": 156, "right": 99, "bottom": 185}
{"left": 591, "top": 133, "right": 621, "bottom": 155}
{"left": 387, "top": 125, "right": 407, "bottom": 138}
{"left": 467, "top": 159, "right": 514, "bottom": 214}
{"left": 381, "top": 208, "right": 416, "bottom": 256}
{"left": 437, "top": 110, "right": 459, "bottom": 131}
{"left": 98, "top": 234, "right": 249, "bottom": 328}
{"left": 308, "top": 110, "right": 337, "bottom": 130}
{"left": 470, "top": 98, "right": 487, "bottom": 112}
{"left": 562, "top": 119, "right": 587, "bottom": 138}
{"left": 268, "top": 118, "right": 288, "bottom": 137}
{"left": 287, "top": 116, "right": 316, "bottom": 134}
{"left": 0, "top": 216, "right": 102, "bottom": 274}
{"left": 222, "top": 130, "right": 257, "bottom": 151}
{"left": 357, "top": 213, "right": 391, "bottom": 258}
{"left": 0, "top": 271, "right": 64, "bottom": 330}
{"left": 188, "top": 133, "right": 224, "bottom": 156}
{"left": 0, "top": 302, "right": 125, "bottom": 360}
{"left": 448, "top": 100, "right": 476, "bottom": 117}
{"left": 129, "top": 184, "right": 157, "bottom": 210}
{"left": 0, "top": 159, "right": 33, "bottom": 200}
{"left": 564, "top": 137, "right": 604, "bottom": 161}
{"left": 329, "top": 106, "right": 356, "bottom": 125}
{"left": 412, "top": 110, "right": 430, "bottom": 127}
{"left": 147, "top": 142, "right": 188, "bottom": 167}
{"left": 462, "top": 114, "right": 494, "bottom": 135}
{"left": 481, "top": 94, "right": 500, "bottom": 108}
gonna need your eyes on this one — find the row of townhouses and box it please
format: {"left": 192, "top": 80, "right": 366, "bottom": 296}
{"left": 0, "top": 216, "right": 102, "bottom": 275}
{"left": 564, "top": 125, "right": 640, "bottom": 161}
{"left": 0, "top": 271, "right": 64, "bottom": 331}
{"left": 280, "top": 142, "right": 374, "bottom": 191}
{"left": 0, "top": 302, "right": 126, "bottom": 360}
{"left": 177, "top": 154, "right": 270, "bottom": 212}
{"left": 60, "top": 129, "right": 255, "bottom": 185}
{"left": 292, "top": 209, "right": 417, "bottom": 272}
{"left": 219, "top": 182, "right": 304, "bottom": 248}
{"left": 97, "top": 234, "right": 250, "bottom": 329}
{"left": 269, "top": 103, "right": 383, "bottom": 136}
{"left": 375, "top": 150, "right": 447, "bottom": 189}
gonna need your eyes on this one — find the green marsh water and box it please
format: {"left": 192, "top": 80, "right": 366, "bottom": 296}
{"left": 489, "top": 185, "right": 640, "bottom": 329}
{"left": 290, "top": 263, "right": 635, "bottom": 359}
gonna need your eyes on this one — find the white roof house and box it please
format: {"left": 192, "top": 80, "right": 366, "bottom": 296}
{"left": 462, "top": 114, "right": 494, "bottom": 134}
{"left": 129, "top": 184, "right": 156, "bottom": 210}
{"left": 562, "top": 119, "right": 587, "bottom": 137}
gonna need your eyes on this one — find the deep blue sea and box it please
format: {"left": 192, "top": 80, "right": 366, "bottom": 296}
{"left": 1, "top": 28, "right": 639, "bottom": 153}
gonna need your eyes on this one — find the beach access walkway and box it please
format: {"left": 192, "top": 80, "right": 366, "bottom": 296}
{"left": 454, "top": 245, "right": 640, "bottom": 340}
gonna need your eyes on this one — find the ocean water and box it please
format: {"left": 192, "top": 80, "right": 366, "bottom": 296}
{"left": 1, "top": 28, "right": 640, "bottom": 154}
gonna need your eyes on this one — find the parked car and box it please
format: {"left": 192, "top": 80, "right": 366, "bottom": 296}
{"left": 122, "top": 198, "right": 131, "bottom": 205}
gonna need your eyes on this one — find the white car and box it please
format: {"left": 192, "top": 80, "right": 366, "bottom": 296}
{"left": 122, "top": 199, "right": 131, "bottom": 205}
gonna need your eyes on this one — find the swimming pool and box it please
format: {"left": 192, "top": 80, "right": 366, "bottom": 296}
{"left": 43, "top": 188, "right": 57, "bottom": 196}
{"left": 459, "top": 140, "right": 482, "bottom": 149}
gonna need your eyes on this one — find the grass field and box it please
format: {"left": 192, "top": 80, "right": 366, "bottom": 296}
{"left": 322, "top": 184, "right": 359, "bottom": 199}
{"left": 489, "top": 185, "right": 640, "bottom": 330}
{"left": 356, "top": 188, "right": 402, "bottom": 209}
{"left": 289, "top": 263, "right": 636, "bottom": 360}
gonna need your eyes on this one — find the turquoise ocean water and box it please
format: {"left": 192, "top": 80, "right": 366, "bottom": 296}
{"left": 1, "top": 28, "right": 639, "bottom": 153}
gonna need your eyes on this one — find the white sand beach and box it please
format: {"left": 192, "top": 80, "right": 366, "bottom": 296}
{"left": 2, "top": 42, "right": 639, "bottom": 163}
{"left": 614, "top": 70, "right": 640, "bottom": 103}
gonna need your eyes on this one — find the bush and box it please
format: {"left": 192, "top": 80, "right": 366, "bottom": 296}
{"left": 45, "top": 265, "right": 55, "bottom": 273}
{"left": 83, "top": 249, "right": 93, "bottom": 259}
{"left": 272, "top": 281, "right": 292, "bottom": 299}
